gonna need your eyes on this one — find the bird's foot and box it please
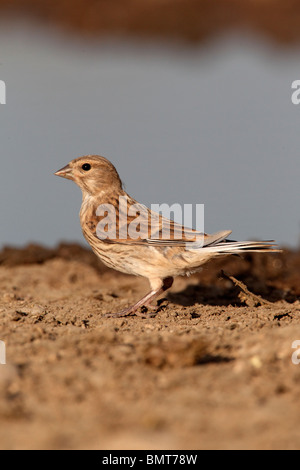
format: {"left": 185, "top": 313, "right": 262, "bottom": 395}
{"left": 103, "top": 280, "right": 173, "bottom": 319}
{"left": 103, "top": 307, "right": 136, "bottom": 318}
{"left": 103, "top": 306, "right": 157, "bottom": 318}
{"left": 104, "top": 300, "right": 168, "bottom": 319}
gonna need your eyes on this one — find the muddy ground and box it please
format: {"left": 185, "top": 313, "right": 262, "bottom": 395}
{"left": 0, "top": 243, "right": 300, "bottom": 450}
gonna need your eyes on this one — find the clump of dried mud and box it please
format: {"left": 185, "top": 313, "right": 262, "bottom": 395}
{"left": 0, "top": 243, "right": 299, "bottom": 449}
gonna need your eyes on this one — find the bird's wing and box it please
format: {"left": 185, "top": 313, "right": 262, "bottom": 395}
{"left": 90, "top": 195, "right": 232, "bottom": 248}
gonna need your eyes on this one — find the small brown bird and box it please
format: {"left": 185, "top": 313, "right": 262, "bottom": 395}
{"left": 55, "top": 155, "right": 278, "bottom": 317}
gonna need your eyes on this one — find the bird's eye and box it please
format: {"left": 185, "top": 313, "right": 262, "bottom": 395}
{"left": 82, "top": 163, "right": 91, "bottom": 171}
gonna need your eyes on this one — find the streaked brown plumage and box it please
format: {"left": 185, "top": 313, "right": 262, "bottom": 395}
{"left": 55, "top": 155, "right": 279, "bottom": 317}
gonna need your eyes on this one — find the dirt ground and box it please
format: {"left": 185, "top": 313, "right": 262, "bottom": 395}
{"left": 0, "top": 243, "right": 300, "bottom": 450}
{"left": 1, "top": 0, "right": 300, "bottom": 44}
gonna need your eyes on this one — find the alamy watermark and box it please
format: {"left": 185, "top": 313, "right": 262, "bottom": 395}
{"left": 0, "top": 80, "right": 6, "bottom": 104}
{"left": 0, "top": 341, "right": 6, "bottom": 365}
{"left": 291, "top": 340, "right": 300, "bottom": 365}
{"left": 95, "top": 196, "right": 205, "bottom": 249}
{"left": 291, "top": 80, "right": 300, "bottom": 105}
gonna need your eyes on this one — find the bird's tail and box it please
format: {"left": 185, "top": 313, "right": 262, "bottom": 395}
{"left": 202, "top": 239, "right": 281, "bottom": 254}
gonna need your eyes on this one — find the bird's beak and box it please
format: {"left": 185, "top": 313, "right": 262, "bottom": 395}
{"left": 54, "top": 164, "right": 73, "bottom": 180}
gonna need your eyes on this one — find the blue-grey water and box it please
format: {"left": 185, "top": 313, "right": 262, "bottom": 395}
{"left": 0, "top": 20, "right": 299, "bottom": 249}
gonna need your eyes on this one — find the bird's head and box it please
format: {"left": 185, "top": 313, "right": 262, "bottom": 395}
{"left": 54, "top": 155, "right": 123, "bottom": 195}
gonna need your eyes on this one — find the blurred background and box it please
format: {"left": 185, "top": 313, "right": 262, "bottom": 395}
{"left": 0, "top": 0, "right": 299, "bottom": 249}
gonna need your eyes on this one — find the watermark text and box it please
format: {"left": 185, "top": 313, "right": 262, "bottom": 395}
{"left": 0, "top": 341, "right": 6, "bottom": 365}
{"left": 292, "top": 340, "right": 300, "bottom": 365}
{"left": 95, "top": 196, "right": 205, "bottom": 250}
{"left": 291, "top": 80, "right": 300, "bottom": 105}
{"left": 0, "top": 80, "right": 6, "bottom": 104}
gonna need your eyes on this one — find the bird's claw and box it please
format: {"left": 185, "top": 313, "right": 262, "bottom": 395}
{"left": 103, "top": 305, "right": 159, "bottom": 318}
{"left": 103, "top": 309, "right": 135, "bottom": 318}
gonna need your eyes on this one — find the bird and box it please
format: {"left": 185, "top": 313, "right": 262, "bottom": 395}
{"left": 55, "top": 155, "right": 279, "bottom": 317}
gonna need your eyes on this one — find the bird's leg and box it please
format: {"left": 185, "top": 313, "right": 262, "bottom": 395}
{"left": 142, "top": 277, "right": 174, "bottom": 308}
{"left": 104, "top": 277, "right": 174, "bottom": 318}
